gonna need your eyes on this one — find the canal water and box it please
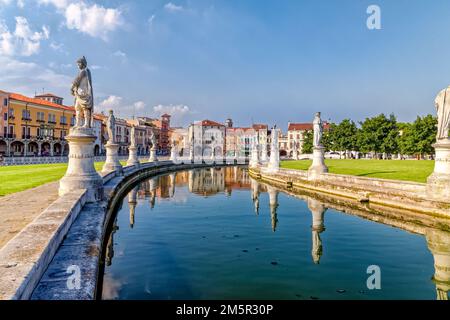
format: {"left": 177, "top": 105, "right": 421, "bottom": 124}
{"left": 100, "top": 167, "right": 450, "bottom": 300}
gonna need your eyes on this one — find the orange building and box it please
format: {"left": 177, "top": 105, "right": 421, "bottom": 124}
{"left": 0, "top": 91, "right": 103, "bottom": 157}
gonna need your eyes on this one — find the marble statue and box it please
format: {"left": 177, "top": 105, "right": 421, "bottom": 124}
{"left": 105, "top": 110, "right": 115, "bottom": 144}
{"left": 150, "top": 130, "right": 157, "bottom": 149}
{"left": 130, "top": 126, "right": 136, "bottom": 147}
{"left": 435, "top": 87, "right": 450, "bottom": 140}
{"left": 313, "top": 112, "right": 323, "bottom": 148}
{"left": 71, "top": 56, "right": 94, "bottom": 128}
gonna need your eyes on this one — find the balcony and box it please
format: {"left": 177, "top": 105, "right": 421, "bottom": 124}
{"left": 48, "top": 120, "right": 57, "bottom": 124}
{"left": 36, "top": 119, "right": 45, "bottom": 123}
{"left": 21, "top": 117, "right": 32, "bottom": 121}
{"left": 3, "top": 133, "right": 16, "bottom": 139}
{"left": 22, "top": 135, "right": 32, "bottom": 140}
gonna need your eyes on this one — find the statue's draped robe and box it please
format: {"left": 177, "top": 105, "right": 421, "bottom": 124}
{"left": 313, "top": 118, "right": 322, "bottom": 147}
{"left": 435, "top": 87, "right": 450, "bottom": 140}
{"left": 73, "top": 68, "right": 93, "bottom": 111}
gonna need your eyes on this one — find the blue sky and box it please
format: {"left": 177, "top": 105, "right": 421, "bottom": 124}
{"left": 1, "top": 0, "right": 450, "bottom": 128}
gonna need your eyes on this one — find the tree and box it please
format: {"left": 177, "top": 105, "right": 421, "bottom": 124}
{"left": 331, "top": 119, "right": 358, "bottom": 158}
{"left": 302, "top": 130, "right": 313, "bottom": 154}
{"left": 357, "top": 113, "right": 398, "bottom": 158}
{"left": 398, "top": 115, "right": 437, "bottom": 159}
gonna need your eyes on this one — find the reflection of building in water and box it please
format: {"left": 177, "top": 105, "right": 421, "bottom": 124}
{"left": 251, "top": 178, "right": 260, "bottom": 215}
{"left": 128, "top": 186, "right": 138, "bottom": 228}
{"left": 308, "top": 197, "right": 327, "bottom": 264}
{"left": 105, "top": 218, "right": 119, "bottom": 266}
{"left": 267, "top": 186, "right": 279, "bottom": 232}
{"left": 426, "top": 230, "right": 450, "bottom": 300}
{"left": 155, "top": 174, "right": 171, "bottom": 198}
{"left": 224, "top": 167, "right": 251, "bottom": 195}
{"left": 189, "top": 168, "right": 225, "bottom": 196}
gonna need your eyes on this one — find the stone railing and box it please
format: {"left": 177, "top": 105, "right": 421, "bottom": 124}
{"left": 0, "top": 155, "right": 151, "bottom": 166}
{"left": 253, "top": 166, "right": 450, "bottom": 218}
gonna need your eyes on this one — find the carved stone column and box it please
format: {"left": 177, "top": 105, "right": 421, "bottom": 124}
{"left": 102, "top": 142, "right": 123, "bottom": 174}
{"left": 59, "top": 127, "right": 103, "bottom": 202}
{"left": 127, "top": 145, "right": 139, "bottom": 167}
{"left": 427, "top": 139, "right": 450, "bottom": 199}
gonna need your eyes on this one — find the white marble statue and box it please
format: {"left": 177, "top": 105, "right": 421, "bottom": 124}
{"left": 435, "top": 87, "right": 450, "bottom": 141}
{"left": 71, "top": 56, "right": 94, "bottom": 128}
{"left": 105, "top": 110, "right": 116, "bottom": 144}
{"left": 130, "top": 126, "right": 136, "bottom": 147}
{"left": 313, "top": 112, "right": 323, "bottom": 148}
{"left": 150, "top": 130, "right": 157, "bottom": 149}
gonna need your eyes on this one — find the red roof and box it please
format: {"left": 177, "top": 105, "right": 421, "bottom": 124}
{"left": 9, "top": 92, "right": 74, "bottom": 111}
{"left": 196, "top": 120, "right": 225, "bottom": 127}
{"left": 252, "top": 124, "right": 268, "bottom": 130}
{"left": 35, "top": 93, "right": 63, "bottom": 98}
{"left": 288, "top": 122, "right": 330, "bottom": 131}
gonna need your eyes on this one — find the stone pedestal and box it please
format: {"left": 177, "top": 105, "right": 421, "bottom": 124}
{"left": 249, "top": 147, "right": 259, "bottom": 168}
{"left": 102, "top": 143, "right": 123, "bottom": 174}
{"left": 427, "top": 140, "right": 450, "bottom": 199}
{"left": 59, "top": 127, "right": 103, "bottom": 202}
{"left": 149, "top": 147, "right": 158, "bottom": 162}
{"left": 127, "top": 146, "right": 140, "bottom": 167}
{"left": 267, "top": 148, "right": 279, "bottom": 172}
{"left": 308, "top": 146, "right": 328, "bottom": 179}
{"left": 426, "top": 230, "right": 450, "bottom": 300}
{"left": 260, "top": 144, "right": 268, "bottom": 163}
{"left": 170, "top": 146, "right": 177, "bottom": 162}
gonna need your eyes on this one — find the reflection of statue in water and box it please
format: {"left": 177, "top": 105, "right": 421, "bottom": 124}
{"left": 313, "top": 112, "right": 323, "bottom": 148}
{"left": 128, "top": 187, "right": 138, "bottom": 228}
{"left": 71, "top": 56, "right": 94, "bottom": 128}
{"left": 105, "top": 219, "right": 119, "bottom": 266}
{"left": 169, "top": 172, "right": 176, "bottom": 197}
{"left": 267, "top": 186, "right": 279, "bottom": 232}
{"left": 251, "top": 178, "right": 260, "bottom": 215}
{"left": 434, "top": 87, "right": 450, "bottom": 140}
{"left": 105, "top": 110, "right": 116, "bottom": 144}
{"left": 149, "top": 177, "right": 157, "bottom": 209}
{"left": 308, "top": 197, "right": 327, "bottom": 264}
{"left": 426, "top": 229, "right": 450, "bottom": 300}
{"left": 150, "top": 130, "right": 157, "bottom": 149}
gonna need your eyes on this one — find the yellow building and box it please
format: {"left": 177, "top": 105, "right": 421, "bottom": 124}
{"left": 0, "top": 92, "right": 75, "bottom": 156}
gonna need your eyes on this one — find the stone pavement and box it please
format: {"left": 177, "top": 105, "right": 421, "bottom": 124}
{"left": 0, "top": 182, "right": 59, "bottom": 249}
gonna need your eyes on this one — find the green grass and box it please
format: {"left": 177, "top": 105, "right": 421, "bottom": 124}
{"left": 0, "top": 161, "right": 126, "bottom": 196}
{"left": 281, "top": 159, "right": 435, "bottom": 183}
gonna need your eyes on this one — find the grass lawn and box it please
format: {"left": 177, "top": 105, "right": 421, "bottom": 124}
{"left": 281, "top": 159, "right": 435, "bottom": 183}
{"left": 0, "top": 161, "right": 126, "bottom": 196}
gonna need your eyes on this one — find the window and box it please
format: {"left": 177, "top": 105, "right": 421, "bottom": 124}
{"left": 3, "top": 113, "right": 6, "bottom": 121}
{"left": 70, "top": 116, "right": 75, "bottom": 126}
{"left": 48, "top": 113, "right": 56, "bottom": 123}
{"left": 37, "top": 128, "right": 41, "bottom": 137}
{"left": 22, "top": 109, "right": 31, "bottom": 120}
{"left": 37, "top": 112, "right": 45, "bottom": 122}
{"left": 3, "top": 98, "right": 7, "bottom": 106}
{"left": 8, "top": 108, "right": 14, "bottom": 118}
{"left": 60, "top": 115, "right": 67, "bottom": 125}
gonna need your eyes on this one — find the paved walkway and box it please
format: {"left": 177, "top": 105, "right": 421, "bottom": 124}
{"left": 0, "top": 182, "right": 59, "bottom": 249}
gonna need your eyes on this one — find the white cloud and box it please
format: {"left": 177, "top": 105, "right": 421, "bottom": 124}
{"left": 0, "top": 56, "right": 72, "bottom": 97}
{"left": 112, "top": 50, "right": 127, "bottom": 63}
{"left": 17, "top": 0, "right": 24, "bottom": 8}
{"left": 98, "top": 95, "right": 123, "bottom": 112}
{"left": 153, "top": 104, "right": 192, "bottom": 126}
{"left": 134, "top": 101, "right": 146, "bottom": 110}
{"left": 164, "top": 2, "right": 183, "bottom": 12}
{"left": 0, "top": 16, "right": 50, "bottom": 56}
{"left": 147, "top": 14, "right": 155, "bottom": 30}
{"left": 38, "top": 0, "right": 123, "bottom": 40}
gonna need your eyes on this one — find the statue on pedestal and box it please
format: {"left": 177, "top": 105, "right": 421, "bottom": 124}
{"left": 71, "top": 56, "right": 94, "bottom": 129}
{"left": 434, "top": 87, "right": 450, "bottom": 141}
{"left": 313, "top": 112, "right": 323, "bottom": 148}
{"left": 105, "top": 110, "right": 116, "bottom": 144}
{"left": 130, "top": 126, "right": 136, "bottom": 148}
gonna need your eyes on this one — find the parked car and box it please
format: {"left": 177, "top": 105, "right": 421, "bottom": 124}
{"left": 325, "top": 151, "right": 341, "bottom": 159}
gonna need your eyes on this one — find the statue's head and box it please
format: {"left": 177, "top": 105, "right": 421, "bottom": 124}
{"left": 76, "top": 56, "right": 87, "bottom": 69}
{"left": 109, "top": 109, "right": 114, "bottom": 115}
{"left": 315, "top": 112, "right": 321, "bottom": 118}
